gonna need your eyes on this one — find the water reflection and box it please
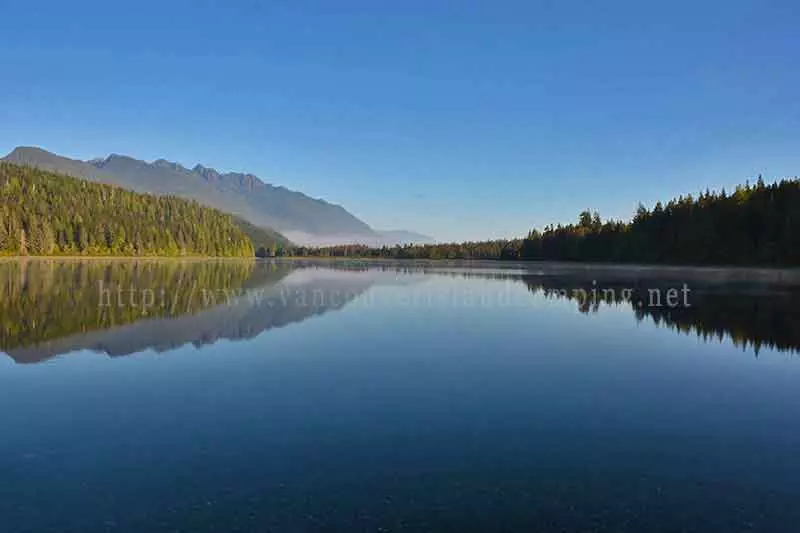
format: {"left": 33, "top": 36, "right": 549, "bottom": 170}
{"left": 3, "top": 261, "right": 798, "bottom": 533}
{"left": 519, "top": 276, "right": 800, "bottom": 355}
{"left": 440, "top": 269, "right": 800, "bottom": 355}
{"left": 1, "top": 260, "right": 799, "bottom": 363}
{"left": 0, "top": 260, "right": 376, "bottom": 363}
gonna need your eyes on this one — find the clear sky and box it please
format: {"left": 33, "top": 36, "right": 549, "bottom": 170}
{"left": 1, "top": 0, "right": 798, "bottom": 242}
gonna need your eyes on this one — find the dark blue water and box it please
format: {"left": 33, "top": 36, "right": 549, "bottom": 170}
{"left": 1, "top": 261, "right": 799, "bottom": 532}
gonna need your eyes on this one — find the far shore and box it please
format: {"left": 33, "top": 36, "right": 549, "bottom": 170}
{"left": 0, "top": 255, "right": 257, "bottom": 262}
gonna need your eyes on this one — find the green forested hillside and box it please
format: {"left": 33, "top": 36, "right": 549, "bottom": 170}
{"left": 0, "top": 162, "right": 270, "bottom": 257}
{"left": 233, "top": 217, "right": 291, "bottom": 257}
{"left": 3, "top": 146, "right": 376, "bottom": 238}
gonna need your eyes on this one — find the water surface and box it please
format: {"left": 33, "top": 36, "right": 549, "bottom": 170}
{"left": 1, "top": 259, "right": 799, "bottom": 532}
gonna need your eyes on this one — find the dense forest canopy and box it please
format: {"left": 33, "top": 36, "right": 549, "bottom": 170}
{"left": 300, "top": 176, "right": 800, "bottom": 266}
{"left": 0, "top": 163, "right": 287, "bottom": 257}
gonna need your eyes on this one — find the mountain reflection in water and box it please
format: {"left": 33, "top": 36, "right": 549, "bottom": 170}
{"left": 0, "top": 260, "right": 378, "bottom": 363}
{"left": 1, "top": 260, "right": 798, "bottom": 363}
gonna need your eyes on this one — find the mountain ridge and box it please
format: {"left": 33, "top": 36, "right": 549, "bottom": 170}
{"left": 3, "top": 146, "right": 435, "bottom": 246}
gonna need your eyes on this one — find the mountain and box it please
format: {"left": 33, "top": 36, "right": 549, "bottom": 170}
{"left": 3, "top": 146, "right": 430, "bottom": 245}
{"left": 284, "top": 229, "right": 436, "bottom": 247}
{"left": 375, "top": 230, "right": 436, "bottom": 246}
{"left": 290, "top": 228, "right": 433, "bottom": 247}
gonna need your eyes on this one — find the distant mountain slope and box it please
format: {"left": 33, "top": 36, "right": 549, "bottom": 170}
{"left": 375, "top": 230, "right": 436, "bottom": 246}
{"left": 282, "top": 229, "right": 436, "bottom": 247}
{"left": 3, "top": 146, "right": 375, "bottom": 240}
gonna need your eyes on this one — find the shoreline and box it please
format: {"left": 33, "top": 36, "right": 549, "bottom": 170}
{"left": 0, "top": 256, "right": 257, "bottom": 262}
{"left": 281, "top": 257, "right": 800, "bottom": 285}
{"left": 3, "top": 255, "right": 800, "bottom": 285}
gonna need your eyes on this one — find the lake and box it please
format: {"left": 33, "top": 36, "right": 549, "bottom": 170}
{"left": 1, "top": 259, "right": 799, "bottom": 532}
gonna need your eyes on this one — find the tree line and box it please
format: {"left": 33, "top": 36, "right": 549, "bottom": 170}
{"left": 0, "top": 162, "right": 280, "bottom": 257}
{"left": 4, "top": 161, "right": 799, "bottom": 265}
{"left": 299, "top": 176, "right": 800, "bottom": 266}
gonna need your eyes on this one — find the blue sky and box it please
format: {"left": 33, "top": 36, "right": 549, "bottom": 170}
{"left": 1, "top": 0, "right": 798, "bottom": 241}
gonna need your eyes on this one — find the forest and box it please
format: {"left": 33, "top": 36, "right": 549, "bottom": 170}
{"left": 297, "top": 176, "right": 800, "bottom": 266}
{"left": 4, "top": 161, "right": 800, "bottom": 266}
{"left": 0, "top": 162, "right": 284, "bottom": 257}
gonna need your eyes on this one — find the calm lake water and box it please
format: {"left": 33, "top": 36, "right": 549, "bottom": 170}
{"left": 1, "top": 259, "right": 799, "bottom": 532}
